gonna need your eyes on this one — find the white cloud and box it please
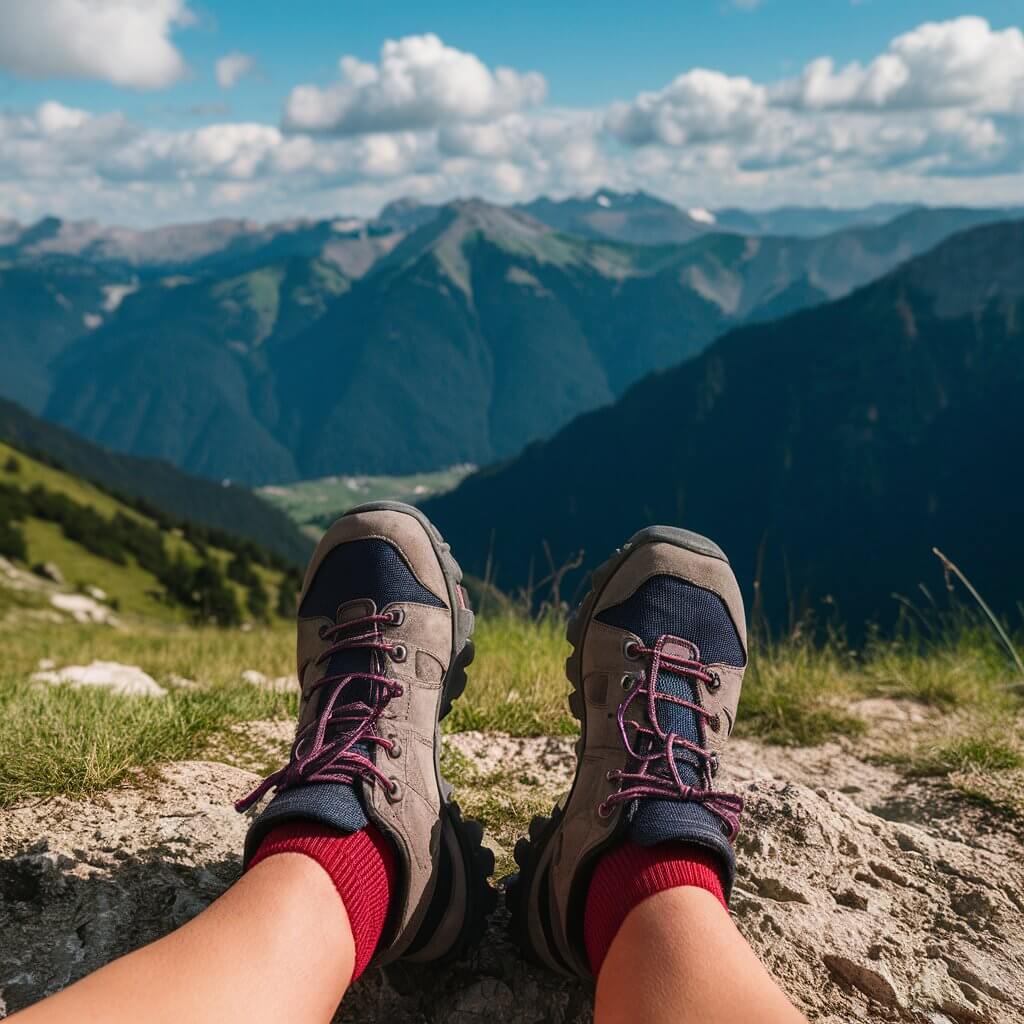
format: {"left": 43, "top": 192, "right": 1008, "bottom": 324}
{"left": 773, "top": 17, "right": 1024, "bottom": 112}
{"left": 606, "top": 69, "right": 767, "bottom": 146}
{"left": 216, "top": 52, "right": 257, "bottom": 90}
{"left": 2, "top": 17, "right": 1024, "bottom": 225}
{"left": 283, "top": 33, "right": 547, "bottom": 134}
{"left": 0, "top": 0, "right": 193, "bottom": 89}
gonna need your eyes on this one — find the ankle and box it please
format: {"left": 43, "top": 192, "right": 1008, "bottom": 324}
{"left": 584, "top": 841, "right": 726, "bottom": 976}
{"left": 248, "top": 821, "right": 396, "bottom": 980}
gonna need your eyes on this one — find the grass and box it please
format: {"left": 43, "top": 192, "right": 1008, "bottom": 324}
{"left": 446, "top": 613, "right": 576, "bottom": 735}
{"left": 1, "top": 599, "right": 1022, "bottom": 811}
{"left": 2, "top": 442, "right": 291, "bottom": 624}
{"left": 0, "top": 674, "right": 297, "bottom": 807}
{"left": 258, "top": 466, "right": 474, "bottom": 537}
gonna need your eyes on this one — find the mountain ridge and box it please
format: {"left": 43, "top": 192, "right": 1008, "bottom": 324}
{"left": 421, "top": 218, "right": 1024, "bottom": 630}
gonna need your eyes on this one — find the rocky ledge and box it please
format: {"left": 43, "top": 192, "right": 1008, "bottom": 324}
{"left": 1, "top": 729, "right": 1023, "bottom": 1023}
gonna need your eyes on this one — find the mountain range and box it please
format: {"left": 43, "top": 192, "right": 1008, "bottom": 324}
{"left": 423, "top": 218, "right": 1024, "bottom": 631}
{"left": 1, "top": 196, "right": 1016, "bottom": 485}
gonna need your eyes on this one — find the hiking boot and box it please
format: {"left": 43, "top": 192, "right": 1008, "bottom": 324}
{"left": 236, "top": 502, "right": 494, "bottom": 965}
{"left": 507, "top": 526, "right": 747, "bottom": 979}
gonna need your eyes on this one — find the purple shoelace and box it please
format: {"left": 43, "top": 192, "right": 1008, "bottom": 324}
{"left": 235, "top": 611, "right": 404, "bottom": 812}
{"left": 599, "top": 634, "right": 743, "bottom": 840}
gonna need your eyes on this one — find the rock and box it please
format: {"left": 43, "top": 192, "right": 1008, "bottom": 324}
{"left": 85, "top": 585, "right": 108, "bottom": 602}
{"left": 166, "top": 674, "right": 201, "bottom": 691}
{"left": 241, "top": 669, "right": 297, "bottom": 693}
{"left": 32, "top": 562, "right": 64, "bottom": 585}
{"left": 1, "top": 745, "right": 1022, "bottom": 1023}
{"left": 31, "top": 661, "right": 166, "bottom": 698}
{"left": 49, "top": 593, "right": 117, "bottom": 625}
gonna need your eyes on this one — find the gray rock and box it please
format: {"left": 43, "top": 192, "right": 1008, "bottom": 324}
{"left": 1, "top": 742, "right": 1023, "bottom": 1023}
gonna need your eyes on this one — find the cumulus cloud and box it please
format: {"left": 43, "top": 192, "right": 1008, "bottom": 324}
{"left": 283, "top": 33, "right": 547, "bottom": 134}
{"left": 216, "top": 52, "right": 257, "bottom": 90}
{"left": 0, "top": 0, "right": 193, "bottom": 89}
{"left": 2, "top": 17, "right": 1024, "bottom": 224}
{"left": 606, "top": 69, "right": 767, "bottom": 146}
{"left": 773, "top": 17, "right": 1024, "bottom": 112}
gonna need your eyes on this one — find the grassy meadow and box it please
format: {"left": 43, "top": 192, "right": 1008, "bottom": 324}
{"left": 1, "top": 603, "right": 1021, "bottom": 817}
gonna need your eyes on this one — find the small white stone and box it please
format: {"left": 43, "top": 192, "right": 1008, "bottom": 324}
{"left": 31, "top": 661, "right": 167, "bottom": 698}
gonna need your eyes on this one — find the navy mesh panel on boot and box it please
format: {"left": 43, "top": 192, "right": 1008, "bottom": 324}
{"left": 595, "top": 575, "right": 744, "bottom": 889}
{"left": 245, "top": 538, "right": 443, "bottom": 862}
{"left": 595, "top": 575, "right": 744, "bottom": 666}
{"left": 300, "top": 538, "right": 446, "bottom": 620}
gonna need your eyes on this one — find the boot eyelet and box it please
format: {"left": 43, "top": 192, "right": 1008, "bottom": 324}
{"left": 605, "top": 769, "right": 619, "bottom": 782}
{"left": 709, "top": 754, "right": 720, "bottom": 776}
{"left": 708, "top": 714, "right": 721, "bottom": 732}
{"left": 386, "top": 608, "right": 405, "bottom": 626}
{"left": 597, "top": 801, "right": 614, "bottom": 819}
{"left": 386, "top": 779, "right": 403, "bottom": 802}
{"left": 623, "top": 639, "right": 642, "bottom": 660}
{"left": 621, "top": 673, "right": 637, "bottom": 690}
{"left": 390, "top": 644, "right": 408, "bottom": 663}
{"left": 318, "top": 624, "right": 329, "bottom": 640}
{"left": 387, "top": 737, "right": 402, "bottom": 759}
{"left": 706, "top": 671, "right": 722, "bottom": 692}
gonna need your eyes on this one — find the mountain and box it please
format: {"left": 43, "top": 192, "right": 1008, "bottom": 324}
{"left": 45, "top": 254, "right": 350, "bottom": 482}
{"left": 0, "top": 398, "right": 310, "bottom": 565}
{"left": 712, "top": 203, "right": 923, "bottom": 238}
{"left": 7, "top": 200, "right": 1020, "bottom": 485}
{"left": 518, "top": 190, "right": 712, "bottom": 245}
{"left": 421, "top": 219, "right": 1024, "bottom": 631}
{"left": 0, "top": 255, "right": 119, "bottom": 410}
{"left": 0, "top": 214, "right": 401, "bottom": 276}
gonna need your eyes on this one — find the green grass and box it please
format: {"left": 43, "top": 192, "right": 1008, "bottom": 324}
{"left": 0, "top": 619, "right": 296, "bottom": 687}
{"left": 0, "top": 675, "right": 296, "bottom": 807}
{"left": 2, "top": 442, "right": 291, "bottom": 623}
{"left": 1, "top": 600, "right": 1022, "bottom": 810}
{"left": 446, "top": 613, "right": 575, "bottom": 735}
{"left": 259, "top": 466, "right": 474, "bottom": 536}
{"left": 909, "top": 734, "right": 1024, "bottom": 777}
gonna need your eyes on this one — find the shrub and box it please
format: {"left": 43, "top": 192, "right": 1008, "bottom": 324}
{"left": 0, "top": 521, "right": 27, "bottom": 561}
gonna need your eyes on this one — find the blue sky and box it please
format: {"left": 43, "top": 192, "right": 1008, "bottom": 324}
{"left": 0, "top": 1, "right": 1022, "bottom": 224}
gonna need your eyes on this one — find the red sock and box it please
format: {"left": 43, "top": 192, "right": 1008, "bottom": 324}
{"left": 247, "top": 822, "right": 396, "bottom": 981}
{"left": 583, "top": 841, "right": 727, "bottom": 976}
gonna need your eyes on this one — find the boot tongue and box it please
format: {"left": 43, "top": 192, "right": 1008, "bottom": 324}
{"left": 646, "top": 637, "right": 705, "bottom": 792}
{"left": 324, "top": 599, "right": 378, "bottom": 707}
{"left": 306, "top": 598, "right": 380, "bottom": 830}
{"left": 627, "top": 635, "right": 719, "bottom": 848}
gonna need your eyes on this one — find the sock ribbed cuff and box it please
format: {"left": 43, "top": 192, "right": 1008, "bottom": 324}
{"left": 584, "top": 841, "right": 727, "bottom": 977}
{"left": 247, "top": 821, "right": 396, "bottom": 981}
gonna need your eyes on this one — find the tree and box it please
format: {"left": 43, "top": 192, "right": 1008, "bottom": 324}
{"left": 190, "top": 561, "right": 241, "bottom": 627}
{"left": 0, "top": 521, "right": 27, "bottom": 561}
{"left": 276, "top": 572, "right": 300, "bottom": 618}
{"left": 247, "top": 579, "right": 270, "bottom": 621}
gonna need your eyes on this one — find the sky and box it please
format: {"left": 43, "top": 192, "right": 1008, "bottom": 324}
{"left": 0, "top": 0, "right": 1022, "bottom": 225}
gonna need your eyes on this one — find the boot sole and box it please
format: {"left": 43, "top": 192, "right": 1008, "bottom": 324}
{"left": 344, "top": 501, "right": 497, "bottom": 962}
{"left": 506, "top": 525, "right": 728, "bottom": 976}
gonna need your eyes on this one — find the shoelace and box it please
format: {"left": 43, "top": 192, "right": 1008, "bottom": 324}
{"left": 235, "top": 611, "right": 404, "bottom": 812}
{"left": 599, "top": 634, "right": 743, "bottom": 840}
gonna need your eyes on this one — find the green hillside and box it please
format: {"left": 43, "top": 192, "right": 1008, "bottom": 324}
{"left": 0, "top": 441, "right": 298, "bottom": 624}
{"left": 0, "top": 398, "right": 310, "bottom": 565}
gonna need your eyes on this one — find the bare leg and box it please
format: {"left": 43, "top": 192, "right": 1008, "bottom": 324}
{"left": 595, "top": 887, "right": 807, "bottom": 1024}
{"left": 12, "top": 854, "right": 354, "bottom": 1024}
